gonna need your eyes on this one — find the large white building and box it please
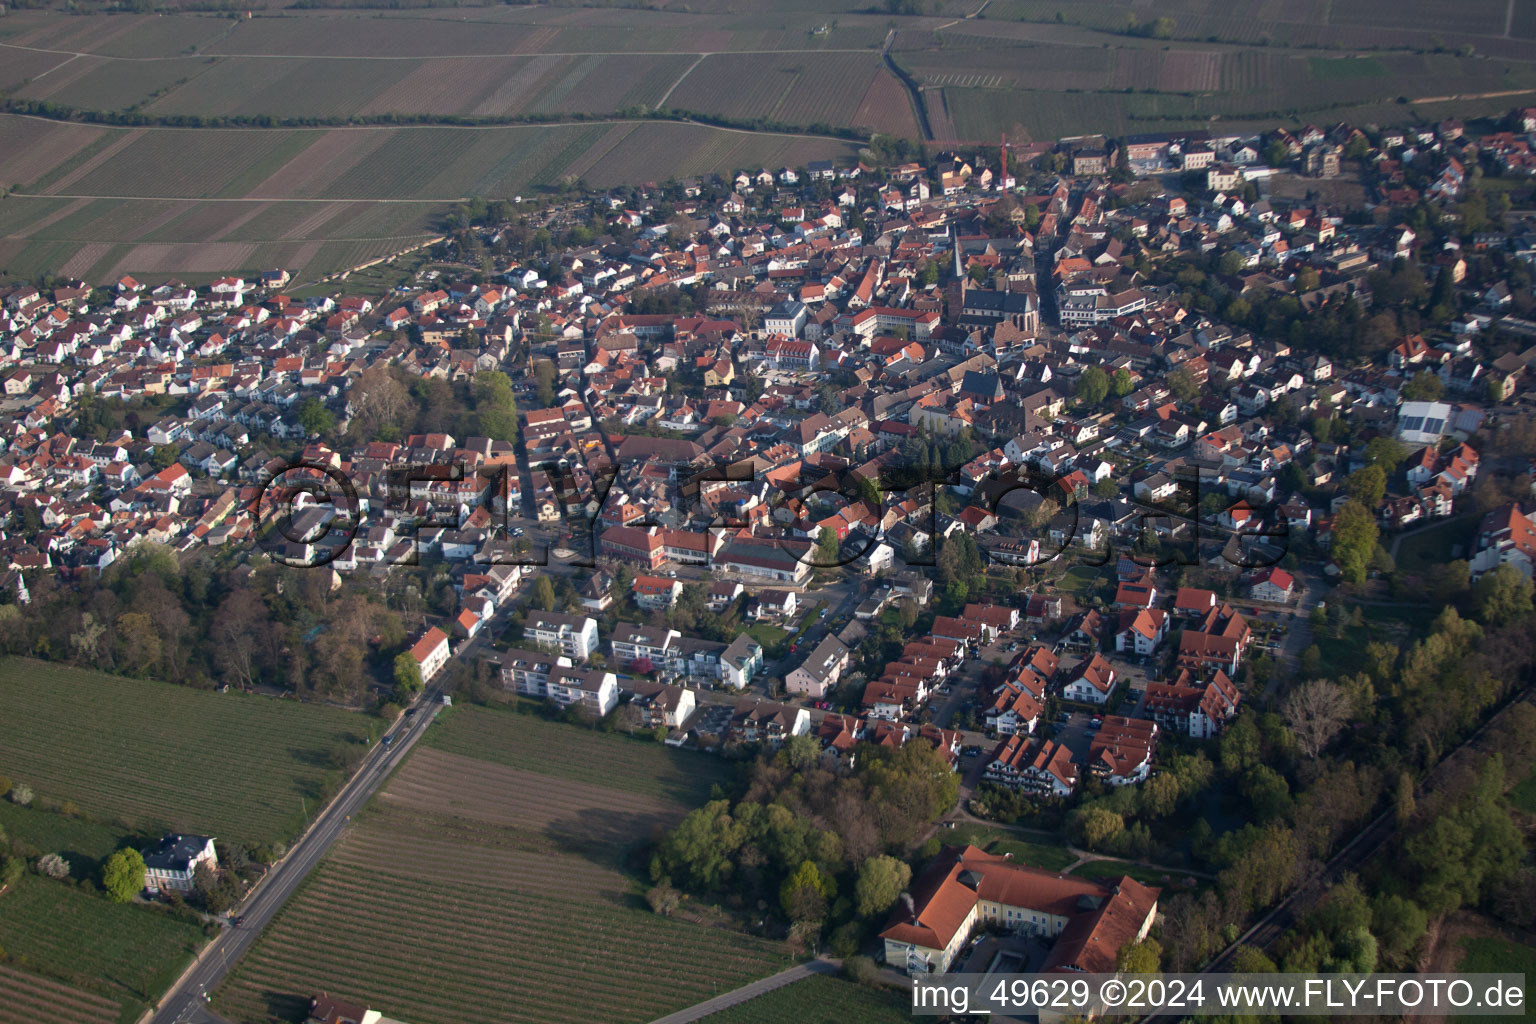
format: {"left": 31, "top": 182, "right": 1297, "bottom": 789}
{"left": 142, "top": 833, "right": 218, "bottom": 895}
{"left": 524, "top": 611, "right": 600, "bottom": 660}
{"left": 881, "top": 845, "right": 1158, "bottom": 976}
{"left": 408, "top": 626, "right": 451, "bottom": 682}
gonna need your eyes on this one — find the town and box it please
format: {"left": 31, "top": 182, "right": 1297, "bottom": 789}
{"left": 2, "top": 109, "right": 1536, "bottom": 1024}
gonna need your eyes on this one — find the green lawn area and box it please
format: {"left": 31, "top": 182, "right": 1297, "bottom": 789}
{"left": 0, "top": 876, "right": 206, "bottom": 1024}
{"left": 1053, "top": 565, "right": 1105, "bottom": 595}
{"left": 949, "top": 823, "right": 1075, "bottom": 872}
{"left": 0, "top": 658, "right": 373, "bottom": 848}
{"left": 1507, "top": 766, "right": 1536, "bottom": 815}
{"left": 423, "top": 702, "right": 737, "bottom": 805}
{"left": 746, "top": 622, "right": 790, "bottom": 651}
{"left": 1069, "top": 859, "right": 1183, "bottom": 887}
{"left": 704, "top": 974, "right": 913, "bottom": 1024}
{"left": 0, "top": 802, "right": 132, "bottom": 880}
{"left": 1393, "top": 513, "right": 1478, "bottom": 574}
{"left": 1454, "top": 936, "right": 1536, "bottom": 1023}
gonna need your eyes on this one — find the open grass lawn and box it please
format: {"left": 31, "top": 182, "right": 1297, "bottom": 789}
{"left": 0, "top": 876, "right": 206, "bottom": 1024}
{"left": 706, "top": 975, "right": 914, "bottom": 1024}
{"left": 949, "top": 823, "right": 1075, "bottom": 872}
{"left": 422, "top": 703, "right": 736, "bottom": 805}
{"left": 1393, "top": 513, "right": 1479, "bottom": 574}
{"left": 0, "top": 658, "right": 372, "bottom": 847}
{"left": 1053, "top": 565, "right": 1105, "bottom": 595}
{"left": 1454, "top": 936, "right": 1536, "bottom": 1023}
{"left": 1069, "top": 859, "right": 1185, "bottom": 888}
{"left": 216, "top": 707, "right": 787, "bottom": 1024}
{"left": 747, "top": 622, "right": 791, "bottom": 652}
{"left": 0, "top": 802, "right": 132, "bottom": 880}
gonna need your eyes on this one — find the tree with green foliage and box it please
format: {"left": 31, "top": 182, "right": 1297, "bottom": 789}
{"left": 1076, "top": 366, "right": 1109, "bottom": 406}
{"left": 1166, "top": 366, "right": 1200, "bottom": 404}
{"left": 1401, "top": 757, "right": 1523, "bottom": 915}
{"left": 392, "top": 651, "right": 423, "bottom": 697}
{"left": 1371, "top": 893, "right": 1427, "bottom": 968}
{"left": 815, "top": 526, "right": 840, "bottom": 566}
{"left": 1400, "top": 370, "right": 1443, "bottom": 402}
{"left": 295, "top": 398, "right": 336, "bottom": 438}
{"left": 473, "top": 370, "right": 519, "bottom": 440}
{"left": 1346, "top": 464, "right": 1387, "bottom": 509}
{"left": 1110, "top": 367, "right": 1134, "bottom": 399}
{"left": 102, "top": 848, "right": 145, "bottom": 903}
{"left": 1331, "top": 499, "right": 1379, "bottom": 584}
{"left": 533, "top": 359, "right": 558, "bottom": 408}
{"left": 780, "top": 859, "right": 835, "bottom": 924}
{"left": 854, "top": 855, "right": 912, "bottom": 919}
{"left": 1069, "top": 806, "right": 1125, "bottom": 850}
{"left": 1363, "top": 436, "right": 1409, "bottom": 472}
{"left": 1471, "top": 564, "right": 1533, "bottom": 627}
{"left": 1117, "top": 937, "right": 1163, "bottom": 973}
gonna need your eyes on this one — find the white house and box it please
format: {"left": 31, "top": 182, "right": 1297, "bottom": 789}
{"left": 1062, "top": 654, "right": 1117, "bottom": 705}
{"left": 408, "top": 626, "right": 451, "bottom": 682}
{"left": 142, "top": 833, "right": 218, "bottom": 895}
{"left": 524, "top": 611, "right": 600, "bottom": 660}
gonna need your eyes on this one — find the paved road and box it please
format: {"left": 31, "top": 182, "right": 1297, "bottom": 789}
{"left": 148, "top": 685, "right": 445, "bottom": 1024}
{"left": 647, "top": 959, "right": 842, "bottom": 1024}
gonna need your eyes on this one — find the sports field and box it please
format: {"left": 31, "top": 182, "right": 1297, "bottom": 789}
{"left": 0, "top": 658, "right": 371, "bottom": 848}
{"left": 214, "top": 704, "right": 786, "bottom": 1024}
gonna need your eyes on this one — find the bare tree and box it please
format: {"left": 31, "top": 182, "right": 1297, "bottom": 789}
{"left": 1282, "top": 679, "right": 1351, "bottom": 758}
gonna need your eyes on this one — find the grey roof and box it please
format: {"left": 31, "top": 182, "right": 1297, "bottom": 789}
{"left": 142, "top": 833, "right": 212, "bottom": 872}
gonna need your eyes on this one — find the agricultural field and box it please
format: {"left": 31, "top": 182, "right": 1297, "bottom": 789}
{"left": 704, "top": 974, "right": 915, "bottom": 1024}
{"left": 910, "top": 28, "right": 1536, "bottom": 144}
{"left": 666, "top": 52, "right": 886, "bottom": 127}
{"left": 420, "top": 702, "right": 736, "bottom": 804}
{"left": 4, "top": 0, "right": 1536, "bottom": 280}
{"left": 0, "top": 114, "right": 858, "bottom": 284}
{"left": 0, "top": 876, "right": 207, "bottom": 1024}
{"left": 214, "top": 706, "right": 788, "bottom": 1024}
{"left": 0, "top": 658, "right": 372, "bottom": 848}
{"left": 0, "top": 963, "right": 122, "bottom": 1024}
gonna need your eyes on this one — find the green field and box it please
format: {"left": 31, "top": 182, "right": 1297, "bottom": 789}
{"left": 706, "top": 974, "right": 915, "bottom": 1024}
{"left": 0, "top": 802, "right": 131, "bottom": 879}
{"left": 0, "top": 876, "right": 206, "bottom": 1024}
{"left": 949, "top": 823, "right": 1075, "bottom": 871}
{"left": 1455, "top": 936, "right": 1536, "bottom": 1023}
{"left": 1069, "top": 858, "right": 1184, "bottom": 887}
{"left": 216, "top": 706, "right": 787, "bottom": 1024}
{"left": 422, "top": 702, "right": 737, "bottom": 805}
{"left": 0, "top": 658, "right": 372, "bottom": 848}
